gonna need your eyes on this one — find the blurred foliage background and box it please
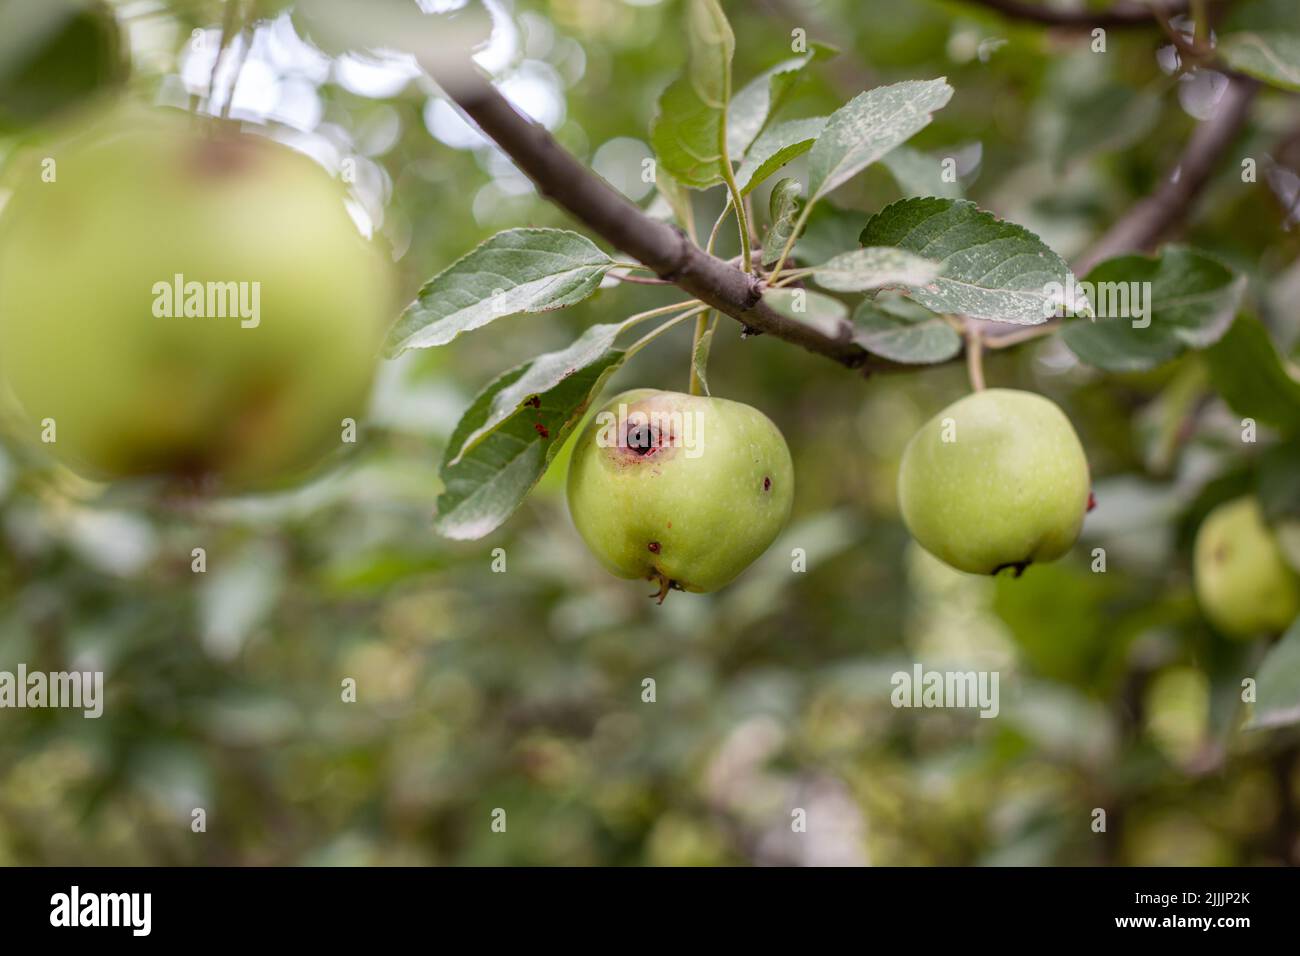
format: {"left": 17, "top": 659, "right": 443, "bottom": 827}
{"left": 1, "top": 0, "right": 1299, "bottom": 866}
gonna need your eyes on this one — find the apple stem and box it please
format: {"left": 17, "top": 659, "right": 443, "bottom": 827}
{"left": 688, "top": 311, "right": 711, "bottom": 395}
{"left": 624, "top": 305, "right": 709, "bottom": 359}
{"left": 720, "top": 167, "right": 751, "bottom": 276}
{"left": 205, "top": 0, "right": 250, "bottom": 122}
{"left": 965, "top": 321, "right": 986, "bottom": 392}
{"left": 218, "top": 27, "right": 254, "bottom": 121}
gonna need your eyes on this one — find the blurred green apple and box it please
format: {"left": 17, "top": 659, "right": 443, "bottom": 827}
{"left": 1276, "top": 520, "right": 1300, "bottom": 576}
{"left": 566, "top": 389, "right": 793, "bottom": 599}
{"left": 898, "top": 388, "right": 1090, "bottom": 575}
{"left": 0, "top": 104, "right": 393, "bottom": 491}
{"left": 1193, "top": 496, "right": 1300, "bottom": 638}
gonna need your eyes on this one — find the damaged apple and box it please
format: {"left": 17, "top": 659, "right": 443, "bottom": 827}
{"left": 565, "top": 389, "right": 793, "bottom": 601}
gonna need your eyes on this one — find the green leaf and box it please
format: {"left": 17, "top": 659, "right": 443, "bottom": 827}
{"left": 1248, "top": 618, "right": 1300, "bottom": 729}
{"left": 653, "top": 171, "right": 696, "bottom": 238}
{"left": 761, "top": 287, "right": 850, "bottom": 339}
{"left": 858, "top": 197, "right": 1078, "bottom": 324}
{"left": 806, "top": 78, "right": 953, "bottom": 204}
{"left": 1219, "top": 0, "right": 1300, "bottom": 92}
{"left": 1259, "top": 441, "right": 1300, "bottom": 522}
{"left": 1047, "top": 84, "right": 1162, "bottom": 168}
{"left": 691, "top": 324, "right": 715, "bottom": 397}
{"left": 813, "top": 246, "right": 940, "bottom": 293}
{"left": 1204, "top": 316, "right": 1300, "bottom": 432}
{"left": 726, "top": 42, "right": 836, "bottom": 157}
{"left": 880, "top": 144, "right": 964, "bottom": 200}
{"left": 685, "top": 0, "right": 733, "bottom": 106}
{"left": 1222, "top": 33, "right": 1300, "bottom": 91}
{"left": 294, "top": 0, "right": 489, "bottom": 61}
{"left": 652, "top": 77, "right": 726, "bottom": 188}
{"left": 385, "top": 229, "right": 614, "bottom": 356}
{"left": 794, "top": 203, "right": 868, "bottom": 269}
{"left": 449, "top": 323, "right": 625, "bottom": 464}
{"left": 435, "top": 330, "right": 627, "bottom": 539}
{"left": 649, "top": 0, "right": 735, "bottom": 188}
{"left": 1279, "top": 526, "right": 1300, "bottom": 577}
{"left": 735, "top": 116, "right": 827, "bottom": 195}
{"left": 0, "top": 0, "right": 125, "bottom": 133}
{"left": 1062, "top": 248, "right": 1248, "bottom": 372}
{"left": 852, "top": 294, "right": 961, "bottom": 364}
{"left": 763, "top": 178, "right": 802, "bottom": 268}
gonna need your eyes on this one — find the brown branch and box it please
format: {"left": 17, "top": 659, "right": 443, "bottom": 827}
{"left": 1073, "top": 75, "right": 1257, "bottom": 276}
{"left": 979, "top": 74, "right": 1256, "bottom": 342}
{"left": 425, "top": 62, "right": 885, "bottom": 372}
{"left": 422, "top": 42, "right": 1251, "bottom": 369}
{"left": 958, "top": 0, "right": 1190, "bottom": 29}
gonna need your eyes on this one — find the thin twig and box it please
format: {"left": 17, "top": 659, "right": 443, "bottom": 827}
{"left": 959, "top": 0, "right": 1192, "bottom": 29}
{"left": 619, "top": 300, "right": 705, "bottom": 332}
{"left": 219, "top": 26, "right": 254, "bottom": 120}
{"left": 423, "top": 60, "right": 881, "bottom": 370}
{"left": 611, "top": 272, "right": 674, "bottom": 286}
{"left": 688, "top": 311, "right": 711, "bottom": 395}
{"left": 1071, "top": 75, "right": 1257, "bottom": 277}
{"left": 1151, "top": 2, "right": 1213, "bottom": 65}
{"left": 706, "top": 203, "right": 731, "bottom": 255}
{"left": 965, "top": 322, "right": 986, "bottom": 391}
{"left": 625, "top": 306, "right": 710, "bottom": 357}
{"left": 206, "top": 0, "right": 240, "bottom": 110}
{"left": 417, "top": 38, "right": 1253, "bottom": 371}
{"left": 721, "top": 166, "right": 752, "bottom": 273}
{"left": 983, "top": 322, "right": 1059, "bottom": 349}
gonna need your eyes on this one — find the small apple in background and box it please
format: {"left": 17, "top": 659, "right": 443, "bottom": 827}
{"left": 0, "top": 103, "right": 393, "bottom": 492}
{"left": 566, "top": 389, "right": 793, "bottom": 600}
{"left": 1275, "top": 520, "right": 1300, "bottom": 577}
{"left": 1194, "top": 495, "right": 1300, "bottom": 638}
{"left": 897, "top": 388, "right": 1090, "bottom": 575}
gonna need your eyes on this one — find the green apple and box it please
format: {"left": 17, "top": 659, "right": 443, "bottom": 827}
{"left": 897, "top": 388, "right": 1090, "bottom": 575}
{"left": 1276, "top": 520, "right": 1300, "bottom": 576}
{"left": 566, "top": 389, "right": 793, "bottom": 599}
{"left": 1193, "top": 496, "right": 1300, "bottom": 638}
{"left": 0, "top": 104, "right": 393, "bottom": 491}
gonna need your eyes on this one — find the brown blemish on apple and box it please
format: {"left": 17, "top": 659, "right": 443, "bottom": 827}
{"left": 621, "top": 419, "right": 676, "bottom": 459}
{"left": 648, "top": 541, "right": 661, "bottom": 554}
{"left": 191, "top": 134, "right": 260, "bottom": 178}
{"left": 626, "top": 425, "right": 659, "bottom": 456}
{"left": 763, "top": 476, "right": 772, "bottom": 492}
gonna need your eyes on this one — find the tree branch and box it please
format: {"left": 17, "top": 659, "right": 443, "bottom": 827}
{"left": 978, "top": 74, "right": 1255, "bottom": 342}
{"left": 423, "top": 45, "right": 1252, "bottom": 370}
{"left": 958, "top": 0, "right": 1190, "bottom": 29}
{"left": 1073, "top": 75, "right": 1257, "bottom": 275}
{"left": 426, "top": 62, "right": 883, "bottom": 372}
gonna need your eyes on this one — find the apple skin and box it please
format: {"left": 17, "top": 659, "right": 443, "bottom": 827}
{"left": 1193, "top": 496, "right": 1300, "bottom": 638}
{"left": 0, "top": 105, "right": 392, "bottom": 491}
{"left": 897, "top": 388, "right": 1090, "bottom": 575}
{"left": 565, "top": 389, "right": 793, "bottom": 597}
